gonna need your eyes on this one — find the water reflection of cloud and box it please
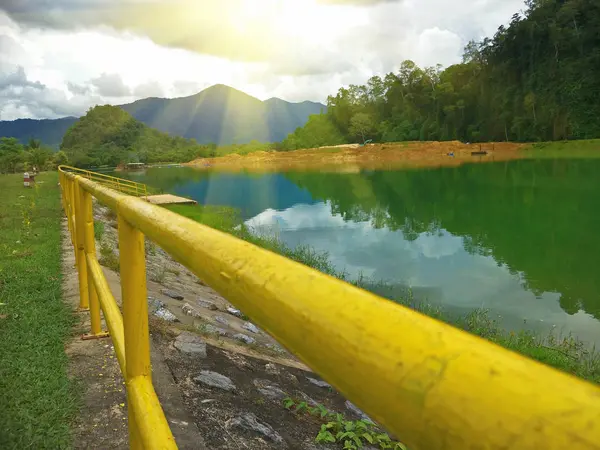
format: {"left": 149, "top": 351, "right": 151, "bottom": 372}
{"left": 244, "top": 202, "right": 600, "bottom": 344}
{"left": 413, "top": 232, "right": 463, "bottom": 259}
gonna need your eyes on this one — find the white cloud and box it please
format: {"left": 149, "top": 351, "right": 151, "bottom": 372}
{"left": 90, "top": 72, "right": 131, "bottom": 97}
{"left": 0, "top": 0, "right": 527, "bottom": 119}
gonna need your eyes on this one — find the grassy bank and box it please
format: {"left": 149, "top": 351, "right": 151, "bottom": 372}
{"left": 523, "top": 139, "right": 600, "bottom": 158}
{"left": 167, "top": 203, "right": 600, "bottom": 384}
{"left": 0, "top": 172, "right": 76, "bottom": 448}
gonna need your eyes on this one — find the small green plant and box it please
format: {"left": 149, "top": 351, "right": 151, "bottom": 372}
{"left": 98, "top": 241, "right": 119, "bottom": 271}
{"left": 283, "top": 398, "right": 407, "bottom": 450}
{"left": 150, "top": 267, "right": 166, "bottom": 284}
{"left": 94, "top": 221, "right": 105, "bottom": 241}
{"left": 145, "top": 241, "right": 157, "bottom": 256}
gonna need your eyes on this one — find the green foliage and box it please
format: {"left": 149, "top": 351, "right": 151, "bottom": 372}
{"left": 0, "top": 137, "right": 64, "bottom": 173}
{"left": 98, "top": 240, "right": 119, "bottom": 271}
{"left": 93, "top": 221, "right": 105, "bottom": 241}
{"left": 281, "top": 113, "right": 346, "bottom": 151}
{"left": 282, "top": 398, "right": 407, "bottom": 450}
{"left": 165, "top": 204, "right": 241, "bottom": 231}
{"left": 60, "top": 105, "right": 218, "bottom": 168}
{"left": 213, "top": 140, "right": 275, "bottom": 157}
{"left": 349, "top": 113, "right": 375, "bottom": 144}
{"left": 0, "top": 137, "right": 25, "bottom": 173}
{"left": 282, "top": 0, "right": 600, "bottom": 146}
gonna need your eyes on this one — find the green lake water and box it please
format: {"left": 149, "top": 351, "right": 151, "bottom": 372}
{"left": 120, "top": 159, "right": 600, "bottom": 344}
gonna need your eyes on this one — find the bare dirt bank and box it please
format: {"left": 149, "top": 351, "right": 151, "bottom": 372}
{"left": 186, "top": 141, "right": 529, "bottom": 172}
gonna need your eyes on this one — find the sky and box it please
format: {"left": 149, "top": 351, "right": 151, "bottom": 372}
{"left": 0, "top": 0, "right": 526, "bottom": 121}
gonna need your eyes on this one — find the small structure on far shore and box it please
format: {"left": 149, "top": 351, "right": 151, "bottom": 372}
{"left": 124, "top": 162, "right": 146, "bottom": 171}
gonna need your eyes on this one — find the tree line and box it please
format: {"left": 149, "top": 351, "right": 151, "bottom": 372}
{"left": 0, "top": 137, "right": 68, "bottom": 174}
{"left": 282, "top": 0, "right": 599, "bottom": 150}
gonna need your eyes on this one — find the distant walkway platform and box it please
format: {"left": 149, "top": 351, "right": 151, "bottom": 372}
{"left": 145, "top": 194, "right": 197, "bottom": 205}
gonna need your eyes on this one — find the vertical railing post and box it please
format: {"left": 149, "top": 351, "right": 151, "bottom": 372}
{"left": 68, "top": 178, "right": 77, "bottom": 249}
{"left": 118, "top": 211, "right": 150, "bottom": 450}
{"left": 74, "top": 178, "right": 89, "bottom": 310}
{"left": 81, "top": 189, "right": 109, "bottom": 340}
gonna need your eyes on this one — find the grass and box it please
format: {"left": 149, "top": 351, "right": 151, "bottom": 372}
{"left": 524, "top": 139, "right": 600, "bottom": 158}
{"left": 166, "top": 202, "right": 600, "bottom": 384}
{"left": 0, "top": 172, "right": 77, "bottom": 449}
{"left": 93, "top": 221, "right": 105, "bottom": 241}
{"left": 98, "top": 240, "right": 119, "bottom": 272}
{"left": 150, "top": 267, "right": 167, "bottom": 284}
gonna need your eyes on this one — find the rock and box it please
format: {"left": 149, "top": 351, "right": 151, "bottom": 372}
{"left": 167, "top": 327, "right": 182, "bottom": 337}
{"left": 345, "top": 400, "right": 374, "bottom": 423}
{"left": 266, "top": 343, "right": 286, "bottom": 354}
{"left": 202, "top": 324, "right": 228, "bottom": 336}
{"left": 225, "top": 413, "right": 285, "bottom": 445}
{"left": 154, "top": 307, "right": 178, "bottom": 322}
{"left": 299, "top": 392, "right": 319, "bottom": 407}
{"left": 233, "top": 333, "right": 255, "bottom": 345}
{"left": 242, "top": 322, "right": 259, "bottom": 334}
{"left": 283, "top": 373, "right": 298, "bottom": 385}
{"left": 194, "top": 371, "right": 236, "bottom": 392}
{"left": 162, "top": 289, "right": 184, "bottom": 300}
{"left": 148, "top": 297, "right": 165, "bottom": 312}
{"left": 214, "top": 315, "right": 229, "bottom": 326}
{"left": 252, "top": 380, "right": 287, "bottom": 401}
{"left": 252, "top": 379, "right": 273, "bottom": 389}
{"left": 258, "top": 387, "right": 288, "bottom": 401}
{"left": 174, "top": 332, "right": 207, "bottom": 357}
{"left": 181, "top": 303, "right": 201, "bottom": 318}
{"left": 197, "top": 300, "right": 218, "bottom": 310}
{"left": 226, "top": 307, "right": 243, "bottom": 318}
{"left": 265, "top": 363, "right": 280, "bottom": 375}
{"left": 306, "top": 377, "right": 331, "bottom": 389}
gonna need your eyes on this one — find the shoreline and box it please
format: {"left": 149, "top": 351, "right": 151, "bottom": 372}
{"left": 186, "top": 141, "right": 529, "bottom": 172}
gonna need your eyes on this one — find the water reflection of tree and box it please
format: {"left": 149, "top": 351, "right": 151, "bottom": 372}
{"left": 287, "top": 159, "right": 600, "bottom": 319}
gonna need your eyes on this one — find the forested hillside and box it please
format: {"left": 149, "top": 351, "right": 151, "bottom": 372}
{"left": 283, "top": 0, "right": 600, "bottom": 149}
{"left": 61, "top": 106, "right": 215, "bottom": 167}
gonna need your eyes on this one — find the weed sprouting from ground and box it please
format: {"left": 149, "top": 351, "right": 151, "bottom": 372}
{"left": 98, "top": 240, "right": 119, "bottom": 272}
{"left": 150, "top": 267, "right": 167, "bottom": 284}
{"left": 93, "top": 221, "right": 105, "bottom": 241}
{"left": 145, "top": 241, "right": 157, "bottom": 256}
{"left": 283, "top": 398, "right": 406, "bottom": 450}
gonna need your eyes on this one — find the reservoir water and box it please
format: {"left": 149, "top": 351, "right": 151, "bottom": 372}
{"left": 120, "top": 159, "right": 600, "bottom": 344}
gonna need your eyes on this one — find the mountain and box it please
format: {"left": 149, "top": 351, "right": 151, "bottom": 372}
{"left": 0, "top": 85, "right": 325, "bottom": 147}
{"left": 0, "top": 117, "right": 77, "bottom": 148}
{"left": 120, "top": 84, "right": 325, "bottom": 145}
{"left": 61, "top": 105, "right": 214, "bottom": 167}
{"left": 264, "top": 97, "right": 327, "bottom": 142}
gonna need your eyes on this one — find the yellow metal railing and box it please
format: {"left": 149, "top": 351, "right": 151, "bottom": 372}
{"left": 59, "top": 165, "right": 148, "bottom": 197}
{"left": 59, "top": 167, "right": 600, "bottom": 450}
